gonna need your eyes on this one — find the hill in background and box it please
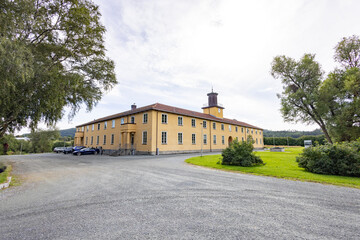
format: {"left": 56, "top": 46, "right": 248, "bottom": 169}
{"left": 60, "top": 128, "right": 76, "bottom": 137}
{"left": 263, "top": 129, "right": 323, "bottom": 138}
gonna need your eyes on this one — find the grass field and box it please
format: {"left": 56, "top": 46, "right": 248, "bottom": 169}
{"left": 185, "top": 147, "right": 360, "bottom": 188}
{"left": 0, "top": 164, "right": 11, "bottom": 184}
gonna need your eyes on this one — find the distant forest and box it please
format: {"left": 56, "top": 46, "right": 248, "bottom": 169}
{"left": 263, "top": 129, "right": 323, "bottom": 138}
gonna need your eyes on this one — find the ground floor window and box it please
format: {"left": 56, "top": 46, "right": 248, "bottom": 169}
{"left": 142, "top": 131, "right": 147, "bottom": 145}
{"left": 260, "top": 139, "right": 262, "bottom": 144}
{"left": 85, "top": 137, "right": 88, "bottom": 145}
{"left": 162, "top": 132, "right": 167, "bottom": 144}
{"left": 222, "top": 136, "right": 225, "bottom": 145}
{"left": 103, "top": 135, "right": 106, "bottom": 145}
{"left": 192, "top": 134, "right": 196, "bottom": 144}
{"left": 203, "top": 134, "right": 207, "bottom": 145}
{"left": 178, "top": 132, "right": 183, "bottom": 144}
{"left": 96, "top": 136, "right": 99, "bottom": 145}
{"left": 91, "top": 136, "right": 93, "bottom": 145}
{"left": 213, "top": 135, "right": 217, "bottom": 144}
{"left": 111, "top": 134, "right": 114, "bottom": 145}
{"left": 256, "top": 138, "right": 258, "bottom": 144}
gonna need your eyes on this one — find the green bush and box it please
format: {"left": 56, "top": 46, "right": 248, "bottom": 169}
{"left": 0, "top": 163, "right": 6, "bottom": 173}
{"left": 296, "top": 140, "right": 360, "bottom": 177}
{"left": 221, "top": 138, "right": 263, "bottom": 167}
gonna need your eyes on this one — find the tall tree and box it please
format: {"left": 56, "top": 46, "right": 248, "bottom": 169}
{"left": 0, "top": 0, "right": 117, "bottom": 138}
{"left": 271, "top": 54, "right": 333, "bottom": 144}
{"left": 29, "top": 129, "right": 60, "bottom": 153}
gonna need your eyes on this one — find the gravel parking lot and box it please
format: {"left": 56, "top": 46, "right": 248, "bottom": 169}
{"left": 0, "top": 153, "right": 359, "bottom": 239}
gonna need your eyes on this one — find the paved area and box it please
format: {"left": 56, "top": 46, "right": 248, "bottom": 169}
{"left": 0, "top": 153, "right": 359, "bottom": 239}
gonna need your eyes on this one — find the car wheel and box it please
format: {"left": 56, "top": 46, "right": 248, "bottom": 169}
{"left": 94, "top": 151, "right": 98, "bottom": 155}
{"left": 77, "top": 152, "right": 81, "bottom": 156}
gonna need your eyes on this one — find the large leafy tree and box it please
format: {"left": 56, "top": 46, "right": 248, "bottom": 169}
{"left": 271, "top": 54, "right": 333, "bottom": 144}
{"left": 0, "top": 0, "right": 117, "bottom": 138}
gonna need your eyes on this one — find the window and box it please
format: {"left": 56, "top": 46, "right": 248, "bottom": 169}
{"left": 112, "top": 120, "right": 115, "bottom": 128}
{"left": 203, "top": 121, "right": 207, "bottom": 128}
{"left": 85, "top": 137, "right": 88, "bottom": 145}
{"left": 247, "top": 128, "right": 249, "bottom": 134}
{"left": 131, "top": 116, "right": 135, "bottom": 124}
{"left": 161, "top": 132, "right": 167, "bottom": 144}
{"left": 92, "top": 124, "right": 94, "bottom": 131}
{"left": 260, "top": 139, "right": 262, "bottom": 144}
{"left": 242, "top": 137, "right": 244, "bottom": 142}
{"left": 97, "top": 123, "right": 100, "bottom": 130}
{"left": 241, "top": 127, "right": 244, "bottom": 133}
{"left": 222, "top": 136, "right": 225, "bottom": 145}
{"left": 178, "top": 116, "right": 183, "bottom": 126}
{"left": 256, "top": 130, "right": 258, "bottom": 134}
{"left": 162, "top": 114, "right": 167, "bottom": 124}
{"left": 192, "top": 134, "right": 196, "bottom": 144}
{"left": 203, "top": 134, "right": 207, "bottom": 144}
{"left": 236, "top": 137, "right": 238, "bottom": 141}
{"left": 213, "top": 135, "right": 217, "bottom": 144}
{"left": 104, "top": 121, "right": 107, "bottom": 130}
{"left": 229, "top": 125, "right": 232, "bottom": 132}
{"left": 143, "top": 113, "right": 148, "bottom": 123}
{"left": 213, "top": 122, "right": 216, "bottom": 130}
{"left": 91, "top": 136, "right": 93, "bottom": 145}
{"left": 81, "top": 126, "right": 84, "bottom": 132}
{"left": 103, "top": 135, "right": 106, "bottom": 145}
{"left": 191, "top": 119, "right": 196, "bottom": 127}
{"left": 121, "top": 118, "right": 125, "bottom": 124}
{"left": 235, "top": 126, "right": 238, "bottom": 132}
{"left": 221, "top": 124, "right": 224, "bottom": 130}
{"left": 178, "top": 133, "right": 183, "bottom": 144}
{"left": 86, "top": 126, "right": 89, "bottom": 132}
{"left": 256, "top": 138, "right": 258, "bottom": 144}
{"left": 96, "top": 136, "right": 99, "bottom": 145}
{"left": 260, "top": 131, "right": 262, "bottom": 135}
{"left": 111, "top": 134, "right": 114, "bottom": 145}
{"left": 251, "top": 129, "right": 253, "bottom": 134}
{"left": 142, "top": 131, "right": 147, "bottom": 145}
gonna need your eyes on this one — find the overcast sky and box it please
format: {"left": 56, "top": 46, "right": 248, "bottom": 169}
{"left": 24, "top": 0, "right": 360, "bottom": 133}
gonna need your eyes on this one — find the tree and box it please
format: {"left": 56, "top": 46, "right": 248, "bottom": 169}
{"left": 0, "top": 0, "right": 117, "bottom": 138}
{"left": 29, "top": 129, "right": 60, "bottom": 153}
{"left": 271, "top": 54, "right": 333, "bottom": 144}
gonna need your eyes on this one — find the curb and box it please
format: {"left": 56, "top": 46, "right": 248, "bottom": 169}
{"left": 0, "top": 176, "right": 12, "bottom": 190}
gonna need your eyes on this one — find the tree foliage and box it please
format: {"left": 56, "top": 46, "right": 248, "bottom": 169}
{"left": 271, "top": 35, "right": 360, "bottom": 143}
{"left": 0, "top": 0, "right": 117, "bottom": 138}
{"left": 29, "top": 128, "right": 60, "bottom": 153}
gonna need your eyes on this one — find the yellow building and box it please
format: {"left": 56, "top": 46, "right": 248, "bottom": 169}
{"left": 74, "top": 91, "right": 264, "bottom": 155}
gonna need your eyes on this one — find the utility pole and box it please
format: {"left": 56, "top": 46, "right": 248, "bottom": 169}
{"left": 273, "top": 135, "right": 275, "bottom": 147}
{"left": 200, "top": 122, "right": 203, "bottom": 157}
{"left": 20, "top": 142, "right": 23, "bottom": 155}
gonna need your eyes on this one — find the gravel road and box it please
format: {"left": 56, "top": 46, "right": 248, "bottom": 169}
{"left": 0, "top": 153, "right": 359, "bottom": 239}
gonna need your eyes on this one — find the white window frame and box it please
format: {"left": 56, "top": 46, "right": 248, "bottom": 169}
{"left": 112, "top": 120, "right": 115, "bottom": 128}
{"left": 229, "top": 125, "right": 232, "bottom": 132}
{"left": 97, "top": 123, "right": 100, "bottom": 130}
{"left": 161, "top": 131, "right": 167, "bottom": 144}
{"left": 121, "top": 118, "right": 125, "bottom": 124}
{"left": 162, "top": 114, "right": 168, "bottom": 124}
{"left": 192, "top": 134, "right": 196, "bottom": 145}
{"left": 86, "top": 126, "right": 89, "bottom": 132}
{"left": 221, "top": 124, "right": 224, "bottom": 131}
{"left": 235, "top": 126, "right": 238, "bottom": 132}
{"left": 96, "top": 136, "right": 99, "bottom": 145}
{"left": 178, "top": 116, "right": 183, "bottom": 126}
{"left": 85, "top": 137, "right": 88, "bottom": 145}
{"left": 104, "top": 121, "right": 107, "bottom": 130}
{"left": 142, "top": 131, "right": 148, "bottom": 145}
{"left": 213, "top": 122, "right": 216, "bottom": 130}
{"left": 91, "top": 136, "right": 93, "bottom": 145}
{"left": 213, "top": 135, "right": 217, "bottom": 144}
{"left": 222, "top": 136, "right": 225, "bottom": 145}
{"left": 203, "top": 134, "right": 207, "bottom": 145}
{"left": 178, "top": 132, "right": 183, "bottom": 144}
{"left": 103, "top": 135, "right": 106, "bottom": 145}
{"left": 203, "top": 121, "right": 207, "bottom": 128}
{"left": 130, "top": 116, "right": 135, "bottom": 124}
{"left": 191, "top": 119, "right": 196, "bottom": 127}
{"left": 92, "top": 124, "right": 94, "bottom": 131}
{"left": 143, "top": 113, "right": 148, "bottom": 123}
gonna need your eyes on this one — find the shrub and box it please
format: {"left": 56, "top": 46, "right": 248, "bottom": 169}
{"left": 0, "top": 163, "right": 6, "bottom": 173}
{"left": 221, "top": 138, "right": 263, "bottom": 167}
{"left": 296, "top": 140, "right": 360, "bottom": 177}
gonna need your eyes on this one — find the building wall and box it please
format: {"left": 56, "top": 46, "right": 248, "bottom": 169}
{"left": 75, "top": 110, "right": 264, "bottom": 154}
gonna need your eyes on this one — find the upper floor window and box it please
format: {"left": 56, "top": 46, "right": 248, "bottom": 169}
{"left": 178, "top": 116, "right": 183, "bottom": 126}
{"left": 92, "top": 124, "right": 94, "bottom": 131}
{"left": 81, "top": 126, "right": 84, "bottom": 132}
{"left": 130, "top": 116, "right": 135, "bottom": 124}
{"left": 251, "top": 129, "right": 253, "bottom": 134}
{"left": 112, "top": 120, "right": 115, "bottom": 128}
{"left": 241, "top": 127, "right": 244, "bottom": 133}
{"left": 191, "top": 119, "right": 196, "bottom": 127}
{"left": 162, "top": 114, "right": 167, "bottom": 124}
{"left": 247, "top": 128, "right": 249, "bottom": 134}
{"left": 229, "top": 125, "right": 232, "bottom": 132}
{"left": 235, "top": 126, "right": 238, "bottom": 132}
{"left": 86, "top": 126, "right": 89, "bottom": 132}
{"left": 143, "top": 113, "right": 148, "bottom": 123}
{"left": 97, "top": 123, "right": 100, "bottom": 130}
{"left": 203, "top": 121, "right": 207, "bottom": 128}
{"left": 221, "top": 124, "right": 224, "bottom": 131}
{"left": 213, "top": 122, "right": 216, "bottom": 130}
{"left": 104, "top": 121, "right": 107, "bottom": 130}
{"left": 121, "top": 118, "right": 124, "bottom": 124}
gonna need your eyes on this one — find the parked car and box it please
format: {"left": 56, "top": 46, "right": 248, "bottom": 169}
{"left": 73, "top": 146, "right": 85, "bottom": 151}
{"left": 73, "top": 148, "right": 100, "bottom": 156}
{"left": 53, "top": 147, "right": 65, "bottom": 153}
{"left": 63, "top": 147, "right": 74, "bottom": 154}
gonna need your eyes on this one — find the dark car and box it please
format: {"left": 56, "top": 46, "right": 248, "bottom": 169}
{"left": 73, "top": 146, "right": 86, "bottom": 151}
{"left": 63, "top": 147, "right": 74, "bottom": 154}
{"left": 73, "top": 148, "right": 100, "bottom": 156}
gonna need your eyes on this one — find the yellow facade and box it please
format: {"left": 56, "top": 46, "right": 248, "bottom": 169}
{"left": 75, "top": 92, "right": 264, "bottom": 155}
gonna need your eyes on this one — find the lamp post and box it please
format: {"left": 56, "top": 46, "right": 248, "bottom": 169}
{"left": 200, "top": 122, "right": 203, "bottom": 157}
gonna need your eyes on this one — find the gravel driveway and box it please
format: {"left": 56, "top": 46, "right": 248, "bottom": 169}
{"left": 0, "top": 153, "right": 359, "bottom": 239}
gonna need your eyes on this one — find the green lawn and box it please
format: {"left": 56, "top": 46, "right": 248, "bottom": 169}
{"left": 185, "top": 147, "right": 360, "bottom": 189}
{"left": 0, "top": 164, "right": 11, "bottom": 184}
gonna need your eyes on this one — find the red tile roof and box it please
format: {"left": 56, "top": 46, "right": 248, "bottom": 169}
{"left": 76, "top": 103, "right": 262, "bottom": 130}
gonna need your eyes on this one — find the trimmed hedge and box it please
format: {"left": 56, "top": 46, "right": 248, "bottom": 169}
{"left": 264, "top": 135, "right": 326, "bottom": 146}
{"left": 221, "top": 138, "right": 263, "bottom": 167}
{"left": 296, "top": 140, "right": 360, "bottom": 177}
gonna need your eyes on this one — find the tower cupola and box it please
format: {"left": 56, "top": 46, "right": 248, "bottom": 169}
{"left": 202, "top": 89, "right": 224, "bottom": 118}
